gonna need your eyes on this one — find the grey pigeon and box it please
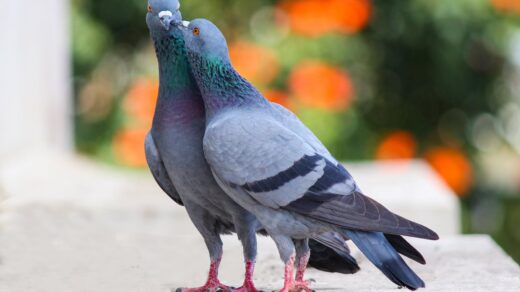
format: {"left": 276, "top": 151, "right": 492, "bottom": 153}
{"left": 145, "top": 1, "right": 360, "bottom": 291}
{"left": 180, "top": 19, "right": 439, "bottom": 292}
{"left": 146, "top": 1, "right": 260, "bottom": 291}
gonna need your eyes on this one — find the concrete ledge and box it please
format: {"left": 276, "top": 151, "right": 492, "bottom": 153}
{"left": 1, "top": 207, "right": 518, "bottom": 292}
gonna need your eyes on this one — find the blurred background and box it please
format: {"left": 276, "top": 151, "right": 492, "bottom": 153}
{"left": 1, "top": 0, "right": 520, "bottom": 278}
{"left": 0, "top": 1, "right": 519, "bottom": 290}
{"left": 70, "top": 0, "right": 520, "bottom": 263}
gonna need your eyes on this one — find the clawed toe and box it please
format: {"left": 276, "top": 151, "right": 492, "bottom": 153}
{"left": 291, "top": 284, "right": 313, "bottom": 292}
{"left": 233, "top": 284, "right": 261, "bottom": 292}
{"left": 175, "top": 284, "right": 231, "bottom": 292}
{"left": 277, "top": 280, "right": 313, "bottom": 292}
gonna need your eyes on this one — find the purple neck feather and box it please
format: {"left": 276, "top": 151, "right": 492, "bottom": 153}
{"left": 151, "top": 31, "right": 205, "bottom": 128}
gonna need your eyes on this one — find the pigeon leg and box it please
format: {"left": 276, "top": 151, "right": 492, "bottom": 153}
{"left": 278, "top": 254, "right": 312, "bottom": 292}
{"left": 176, "top": 257, "right": 231, "bottom": 292}
{"left": 293, "top": 239, "right": 313, "bottom": 292}
{"left": 233, "top": 260, "right": 259, "bottom": 292}
{"left": 270, "top": 235, "right": 313, "bottom": 292}
{"left": 278, "top": 253, "right": 295, "bottom": 292}
{"left": 234, "top": 215, "right": 260, "bottom": 292}
{"left": 295, "top": 252, "right": 310, "bottom": 282}
{"left": 270, "top": 235, "right": 295, "bottom": 292}
{"left": 294, "top": 239, "right": 311, "bottom": 283}
{"left": 178, "top": 203, "right": 231, "bottom": 292}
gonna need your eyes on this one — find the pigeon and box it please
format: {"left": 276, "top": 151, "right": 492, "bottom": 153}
{"left": 146, "top": 1, "right": 260, "bottom": 291}
{"left": 145, "top": 1, "right": 360, "bottom": 291}
{"left": 179, "top": 18, "right": 439, "bottom": 292}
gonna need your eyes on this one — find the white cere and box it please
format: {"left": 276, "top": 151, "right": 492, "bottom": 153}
{"left": 158, "top": 10, "right": 173, "bottom": 19}
{"left": 182, "top": 21, "right": 190, "bottom": 27}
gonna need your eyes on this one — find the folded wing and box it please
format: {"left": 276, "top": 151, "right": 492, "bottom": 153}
{"left": 203, "top": 112, "right": 438, "bottom": 240}
{"left": 145, "top": 133, "right": 183, "bottom": 206}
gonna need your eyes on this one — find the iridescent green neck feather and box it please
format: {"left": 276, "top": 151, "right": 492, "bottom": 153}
{"left": 188, "top": 52, "right": 269, "bottom": 116}
{"left": 152, "top": 30, "right": 194, "bottom": 91}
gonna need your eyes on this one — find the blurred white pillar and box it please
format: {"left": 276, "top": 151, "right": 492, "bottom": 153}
{"left": 0, "top": 0, "right": 72, "bottom": 159}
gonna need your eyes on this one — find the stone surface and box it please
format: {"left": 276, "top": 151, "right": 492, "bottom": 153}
{"left": 0, "top": 155, "right": 512, "bottom": 292}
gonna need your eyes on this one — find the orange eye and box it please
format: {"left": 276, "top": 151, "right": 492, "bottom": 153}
{"left": 147, "top": 4, "right": 152, "bottom": 12}
{"left": 193, "top": 27, "right": 200, "bottom": 36}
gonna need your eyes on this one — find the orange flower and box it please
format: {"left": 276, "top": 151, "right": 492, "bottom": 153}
{"left": 279, "top": 0, "right": 337, "bottom": 37}
{"left": 376, "top": 131, "right": 417, "bottom": 160}
{"left": 491, "top": 0, "right": 520, "bottom": 14}
{"left": 279, "top": 0, "right": 371, "bottom": 37}
{"left": 425, "top": 147, "right": 473, "bottom": 196}
{"left": 289, "top": 61, "right": 354, "bottom": 111}
{"left": 335, "top": 0, "right": 372, "bottom": 33}
{"left": 263, "top": 89, "right": 293, "bottom": 110}
{"left": 123, "top": 78, "right": 159, "bottom": 127}
{"left": 113, "top": 128, "right": 148, "bottom": 167}
{"left": 229, "top": 41, "right": 279, "bottom": 85}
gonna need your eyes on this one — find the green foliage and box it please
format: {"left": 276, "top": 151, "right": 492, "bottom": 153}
{"left": 361, "top": 0, "right": 504, "bottom": 144}
{"left": 72, "top": 5, "right": 110, "bottom": 75}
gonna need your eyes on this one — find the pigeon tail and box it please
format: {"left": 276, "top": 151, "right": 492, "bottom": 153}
{"left": 308, "top": 237, "right": 360, "bottom": 274}
{"left": 344, "top": 230, "right": 425, "bottom": 290}
{"left": 385, "top": 234, "right": 426, "bottom": 264}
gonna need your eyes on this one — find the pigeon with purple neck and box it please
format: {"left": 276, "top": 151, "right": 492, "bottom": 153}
{"left": 146, "top": 1, "right": 261, "bottom": 291}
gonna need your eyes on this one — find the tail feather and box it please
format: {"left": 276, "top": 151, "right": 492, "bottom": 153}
{"left": 308, "top": 234, "right": 360, "bottom": 274}
{"left": 385, "top": 234, "right": 426, "bottom": 265}
{"left": 345, "top": 230, "right": 425, "bottom": 290}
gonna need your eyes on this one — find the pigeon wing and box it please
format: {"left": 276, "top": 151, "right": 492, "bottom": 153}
{"left": 269, "top": 103, "right": 333, "bottom": 161}
{"left": 204, "top": 112, "right": 438, "bottom": 240}
{"left": 204, "top": 111, "right": 322, "bottom": 208}
{"left": 145, "top": 132, "right": 183, "bottom": 206}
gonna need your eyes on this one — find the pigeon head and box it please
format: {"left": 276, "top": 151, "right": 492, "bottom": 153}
{"left": 146, "top": 0, "right": 182, "bottom": 35}
{"left": 181, "top": 19, "right": 267, "bottom": 114}
{"left": 182, "top": 19, "right": 231, "bottom": 64}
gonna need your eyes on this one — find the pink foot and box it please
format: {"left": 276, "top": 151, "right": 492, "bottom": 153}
{"left": 176, "top": 283, "right": 230, "bottom": 292}
{"left": 233, "top": 260, "right": 260, "bottom": 292}
{"left": 278, "top": 255, "right": 314, "bottom": 292}
{"left": 289, "top": 281, "right": 313, "bottom": 292}
{"left": 177, "top": 259, "right": 231, "bottom": 292}
{"left": 232, "top": 283, "right": 259, "bottom": 292}
{"left": 279, "top": 280, "right": 313, "bottom": 292}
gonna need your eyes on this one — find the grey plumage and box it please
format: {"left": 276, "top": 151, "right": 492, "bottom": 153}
{"left": 145, "top": 2, "right": 261, "bottom": 290}
{"left": 145, "top": 133, "right": 183, "bottom": 206}
{"left": 181, "top": 18, "right": 438, "bottom": 291}
{"left": 145, "top": 2, "right": 361, "bottom": 290}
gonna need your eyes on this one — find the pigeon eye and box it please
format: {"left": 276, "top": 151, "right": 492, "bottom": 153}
{"left": 147, "top": 4, "right": 152, "bottom": 12}
{"left": 193, "top": 27, "right": 201, "bottom": 36}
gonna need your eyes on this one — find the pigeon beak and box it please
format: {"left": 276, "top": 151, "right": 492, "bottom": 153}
{"left": 177, "top": 21, "right": 190, "bottom": 29}
{"left": 159, "top": 10, "right": 175, "bottom": 31}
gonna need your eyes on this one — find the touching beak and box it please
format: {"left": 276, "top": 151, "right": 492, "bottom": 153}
{"left": 159, "top": 10, "right": 179, "bottom": 31}
{"left": 176, "top": 20, "right": 190, "bottom": 30}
